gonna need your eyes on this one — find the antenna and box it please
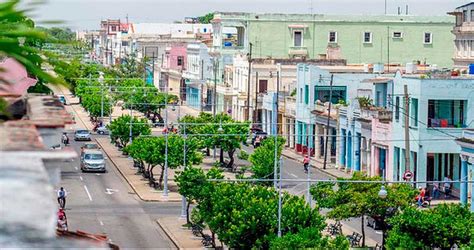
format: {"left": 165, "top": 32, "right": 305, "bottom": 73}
{"left": 406, "top": 5, "right": 409, "bottom": 15}
{"left": 126, "top": 14, "right": 129, "bottom": 24}
{"left": 309, "top": 0, "right": 314, "bottom": 15}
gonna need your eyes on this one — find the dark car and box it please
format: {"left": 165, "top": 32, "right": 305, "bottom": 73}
{"left": 251, "top": 129, "right": 267, "bottom": 147}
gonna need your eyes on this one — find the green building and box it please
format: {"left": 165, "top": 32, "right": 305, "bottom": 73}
{"left": 210, "top": 12, "right": 454, "bottom": 114}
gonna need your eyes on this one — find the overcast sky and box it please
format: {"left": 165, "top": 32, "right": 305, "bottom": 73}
{"left": 26, "top": 0, "right": 469, "bottom": 30}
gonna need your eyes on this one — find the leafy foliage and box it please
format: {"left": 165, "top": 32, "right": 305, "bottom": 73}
{"left": 176, "top": 166, "right": 206, "bottom": 224}
{"left": 387, "top": 204, "right": 474, "bottom": 249}
{"left": 0, "top": 0, "right": 62, "bottom": 84}
{"left": 249, "top": 136, "right": 285, "bottom": 185}
{"left": 310, "top": 172, "right": 417, "bottom": 246}
{"left": 107, "top": 115, "right": 151, "bottom": 148}
{"left": 198, "top": 13, "right": 214, "bottom": 24}
{"left": 269, "top": 227, "right": 349, "bottom": 249}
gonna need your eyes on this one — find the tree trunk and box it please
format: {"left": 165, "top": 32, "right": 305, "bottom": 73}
{"left": 206, "top": 147, "right": 210, "bottom": 156}
{"left": 149, "top": 164, "right": 156, "bottom": 182}
{"left": 186, "top": 200, "right": 191, "bottom": 225}
{"left": 219, "top": 148, "right": 224, "bottom": 164}
{"left": 158, "top": 164, "right": 165, "bottom": 190}
{"left": 226, "top": 149, "right": 236, "bottom": 171}
{"left": 361, "top": 215, "right": 366, "bottom": 247}
{"left": 211, "top": 231, "right": 216, "bottom": 248}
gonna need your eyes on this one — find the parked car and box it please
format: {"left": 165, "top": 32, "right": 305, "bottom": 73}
{"left": 81, "top": 143, "right": 100, "bottom": 153}
{"left": 74, "top": 129, "right": 91, "bottom": 141}
{"left": 96, "top": 126, "right": 109, "bottom": 135}
{"left": 80, "top": 150, "right": 106, "bottom": 173}
{"left": 250, "top": 129, "right": 267, "bottom": 147}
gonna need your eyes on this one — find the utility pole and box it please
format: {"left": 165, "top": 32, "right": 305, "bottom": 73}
{"left": 246, "top": 42, "right": 253, "bottom": 121}
{"left": 404, "top": 85, "right": 410, "bottom": 173}
{"left": 323, "top": 74, "right": 334, "bottom": 170}
{"left": 253, "top": 71, "right": 259, "bottom": 124}
{"left": 273, "top": 68, "right": 280, "bottom": 189}
{"left": 384, "top": 0, "right": 387, "bottom": 15}
{"left": 213, "top": 58, "right": 218, "bottom": 116}
{"left": 200, "top": 59, "right": 204, "bottom": 112}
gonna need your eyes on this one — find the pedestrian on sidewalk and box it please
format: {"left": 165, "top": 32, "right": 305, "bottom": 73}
{"left": 303, "top": 155, "right": 310, "bottom": 173}
{"left": 443, "top": 176, "right": 452, "bottom": 199}
{"left": 432, "top": 183, "right": 440, "bottom": 199}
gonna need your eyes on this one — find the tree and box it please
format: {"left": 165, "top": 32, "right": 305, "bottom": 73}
{"left": 249, "top": 136, "right": 285, "bottom": 185}
{"left": 175, "top": 166, "right": 206, "bottom": 225}
{"left": 387, "top": 204, "right": 474, "bottom": 249}
{"left": 269, "top": 227, "right": 349, "bottom": 249}
{"left": 0, "top": 0, "right": 61, "bottom": 84}
{"left": 107, "top": 115, "right": 151, "bottom": 148}
{"left": 198, "top": 13, "right": 214, "bottom": 24}
{"left": 310, "top": 172, "right": 417, "bottom": 247}
{"left": 81, "top": 92, "right": 112, "bottom": 121}
{"left": 126, "top": 134, "right": 202, "bottom": 189}
{"left": 200, "top": 183, "right": 328, "bottom": 249}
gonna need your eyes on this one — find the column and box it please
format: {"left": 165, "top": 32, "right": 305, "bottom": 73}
{"left": 339, "top": 129, "right": 346, "bottom": 168}
{"left": 354, "top": 134, "right": 361, "bottom": 171}
{"left": 366, "top": 140, "right": 371, "bottom": 174}
{"left": 460, "top": 155, "right": 469, "bottom": 205}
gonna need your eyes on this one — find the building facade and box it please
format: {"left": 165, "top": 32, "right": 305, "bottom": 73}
{"left": 182, "top": 42, "right": 212, "bottom": 110}
{"left": 390, "top": 72, "right": 474, "bottom": 194}
{"left": 455, "top": 129, "right": 474, "bottom": 211}
{"left": 449, "top": 2, "right": 474, "bottom": 70}
{"left": 161, "top": 43, "right": 188, "bottom": 99}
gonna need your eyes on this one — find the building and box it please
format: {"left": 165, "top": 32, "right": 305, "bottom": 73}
{"left": 455, "top": 129, "right": 474, "bottom": 211}
{"left": 161, "top": 43, "right": 188, "bottom": 99}
{"left": 449, "top": 2, "right": 474, "bottom": 70}
{"left": 390, "top": 72, "right": 474, "bottom": 194}
{"left": 295, "top": 64, "right": 380, "bottom": 166}
{"left": 182, "top": 42, "right": 212, "bottom": 110}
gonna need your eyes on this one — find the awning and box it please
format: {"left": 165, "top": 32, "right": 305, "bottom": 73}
{"left": 361, "top": 77, "right": 392, "bottom": 84}
{"left": 288, "top": 24, "right": 308, "bottom": 29}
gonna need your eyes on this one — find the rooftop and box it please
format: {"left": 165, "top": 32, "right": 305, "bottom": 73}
{"left": 26, "top": 94, "right": 74, "bottom": 128}
{"left": 213, "top": 12, "right": 454, "bottom": 24}
{"left": 0, "top": 121, "right": 44, "bottom": 151}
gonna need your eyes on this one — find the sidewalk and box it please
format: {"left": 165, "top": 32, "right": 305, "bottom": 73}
{"left": 281, "top": 148, "right": 352, "bottom": 179}
{"left": 157, "top": 217, "right": 222, "bottom": 250}
{"left": 96, "top": 137, "right": 183, "bottom": 202}
{"left": 325, "top": 219, "right": 379, "bottom": 247}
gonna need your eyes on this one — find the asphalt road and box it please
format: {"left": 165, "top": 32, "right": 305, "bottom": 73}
{"left": 54, "top": 132, "right": 180, "bottom": 249}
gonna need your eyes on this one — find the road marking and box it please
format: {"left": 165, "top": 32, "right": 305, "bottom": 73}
{"left": 99, "top": 220, "right": 104, "bottom": 226}
{"left": 96, "top": 173, "right": 101, "bottom": 176}
{"left": 83, "top": 185, "right": 92, "bottom": 201}
{"left": 374, "top": 231, "right": 383, "bottom": 235}
{"left": 75, "top": 167, "right": 78, "bottom": 170}
{"left": 290, "top": 173, "right": 298, "bottom": 178}
{"left": 79, "top": 176, "right": 83, "bottom": 181}
{"left": 105, "top": 188, "right": 119, "bottom": 195}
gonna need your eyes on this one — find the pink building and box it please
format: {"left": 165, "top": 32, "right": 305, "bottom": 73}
{"left": 370, "top": 118, "right": 394, "bottom": 181}
{"left": 162, "top": 43, "right": 187, "bottom": 100}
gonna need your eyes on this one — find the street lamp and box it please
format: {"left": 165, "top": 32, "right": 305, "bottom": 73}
{"left": 99, "top": 72, "right": 105, "bottom": 122}
{"left": 378, "top": 185, "right": 388, "bottom": 199}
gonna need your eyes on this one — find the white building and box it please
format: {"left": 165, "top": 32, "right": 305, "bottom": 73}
{"left": 449, "top": 2, "right": 474, "bottom": 70}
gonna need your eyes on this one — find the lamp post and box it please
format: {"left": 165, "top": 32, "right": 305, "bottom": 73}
{"left": 99, "top": 72, "right": 105, "bottom": 122}
{"left": 378, "top": 169, "right": 388, "bottom": 249}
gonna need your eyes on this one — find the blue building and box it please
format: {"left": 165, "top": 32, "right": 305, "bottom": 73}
{"left": 391, "top": 73, "right": 474, "bottom": 194}
{"left": 182, "top": 42, "right": 212, "bottom": 110}
{"left": 455, "top": 129, "right": 474, "bottom": 211}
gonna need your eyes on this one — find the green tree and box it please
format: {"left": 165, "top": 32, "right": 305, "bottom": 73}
{"left": 198, "top": 13, "right": 214, "bottom": 24}
{"left": 175, "top": 166, "right": 206, "bottom": 225}
{"left": 310, "top": 172, "right": 417, "bottom": 247}
{"left": 249, "top": 136, "right": 285, "bottom": 185}
{"left": 81, "top": 92, "right": 112, "bottom": 121}
{"left": 107, "top": 115, "right": 151, "bottom": 148}
{"left": 269, "top": 227, "right": 349, "bottom": 249}
{"left": 387, "top": 204, "right": 474, "bottom": 249}
{"left": 0, "top": 0, "right": 61, "bottom": 84}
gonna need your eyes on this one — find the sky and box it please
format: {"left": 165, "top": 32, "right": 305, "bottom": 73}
{"left": 26, "top": 0, "right": 469, "bottom": 30}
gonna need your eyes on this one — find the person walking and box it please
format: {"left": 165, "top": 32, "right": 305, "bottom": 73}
{"left": 303, "top": 155, "right": 310, "bottom": 173}
{"left": 432, "top": 183, "right": 440, "bottom": 199}
{"left": 443, "top": 176, "right": 452, "bottom": 199}
{"left": 57, "top": 187, "right": 67, "bottom": 209}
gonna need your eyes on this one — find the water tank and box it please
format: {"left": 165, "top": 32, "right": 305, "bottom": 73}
{"left": 406, "top": 63, "right": 417, "bottom": 74}
{"left": 373, "top": 63, "right": 385, "bottom": 73}
{"left": 469, "top": 64, "right": 474, "bottom": 75}
{"left": 363, "top": 64, "right": 370, "bottom": 73}
{"left": 430, "top": 64, "right": 438, "bottom": 71}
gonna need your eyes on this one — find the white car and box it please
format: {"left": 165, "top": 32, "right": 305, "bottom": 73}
{"left": 96, "top": 126, "right": 109, "bottom": 135}
{"left": 74, "top": 129, "right": 91, "bottom": 141}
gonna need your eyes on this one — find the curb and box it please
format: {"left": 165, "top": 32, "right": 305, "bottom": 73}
{"left": 96, "top": 138, "right": 182, "bottom": 202}
{"left": 156, "top": 219, "right": 182, "bottom": 250}
{"left": 281, "top": 151, "right": 341, "bottom": 179}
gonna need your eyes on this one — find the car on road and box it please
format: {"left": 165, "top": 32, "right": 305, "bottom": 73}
{"left": 96, "top": 126, "right": 109, "bottom": 135}
{"left": 80, "top": 149, "right": 106, "bottom": 172}
{"left": 81, "top": 143, "right": 100, "bottom": 153}
{"left": 250, "top": 128, "right": 267, "bottom": 147}
{"left": 74, "top": 129, "right": 91, "bottom": 141}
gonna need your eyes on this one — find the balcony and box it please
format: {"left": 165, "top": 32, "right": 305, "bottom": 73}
{"left": 452, "top": 25, "right": 474, "bottom": 34}
{"left": 284, "top": 96, "right": 296, "bottom": 117}
{"left": 288, "top": 46, "right": 308, "bottom": 57}
{"left": 215, "top": 84, "right": 238, "bottom": 96}
{"left": 311, "top": 101, "right": 338, "bottom": 119}
{"left": 359, "top": 107, "right": 393, "bottom": 123}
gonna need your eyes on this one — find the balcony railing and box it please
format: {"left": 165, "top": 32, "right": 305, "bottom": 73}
{"left": 463, "top": 129, "right": 474, "bottom": 141}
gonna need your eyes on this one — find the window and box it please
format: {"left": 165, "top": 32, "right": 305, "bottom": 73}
{"left": 177, "top": 56, "right": 184, "bottom": 66}
{"left": 424, "top": 32, "right": 432, "bottom": 44}
{"left": 392, "top": 31, "right": 403, "bottom": 39}
{"left": 471, "top": 10, "right": 474, "bottom": 22}
{"left": 410, "top": 98, "right": 418, "bottom": 127}
{"left": 395, "top": 97, "right": 400, "bottom": 121}
{"left": 428, "top": 100, "right": 467, "bottom": 128}
{"left": 121, "top": 41, "right": 129, "bottom": 46}
{"left": 294, "top": 31, "right": 303, "bottom": 47}
{"left": 314, "top": 86, "right": 347, "bottom": 104}
{"left": 328, "top": 31, "right": 337, "bottom": 43}
{"left": 463, "top": 10, "right": 468, "bottom": 22}
{"left": 258, "top": 79, "right": 268, "bottom": 93}
{"left": 363, "top": 32, "right": 372, "bottom": 43}
{"left": 299, "top": 88, "right": 303, "bottom": 103}
{"left": 304, "top": 85, "right": 309, "bottom": 104}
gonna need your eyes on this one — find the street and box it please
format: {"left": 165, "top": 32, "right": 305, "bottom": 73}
{"left": 51, "top": 132, "right": 180, "bottom": 249}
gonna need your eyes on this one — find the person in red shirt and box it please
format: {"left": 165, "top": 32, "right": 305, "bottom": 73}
{"left": 303, "top": 155, "right": 310, "bottom": 173}
{"left": 416, "top": 187, "right": 426, "bottom": 207}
